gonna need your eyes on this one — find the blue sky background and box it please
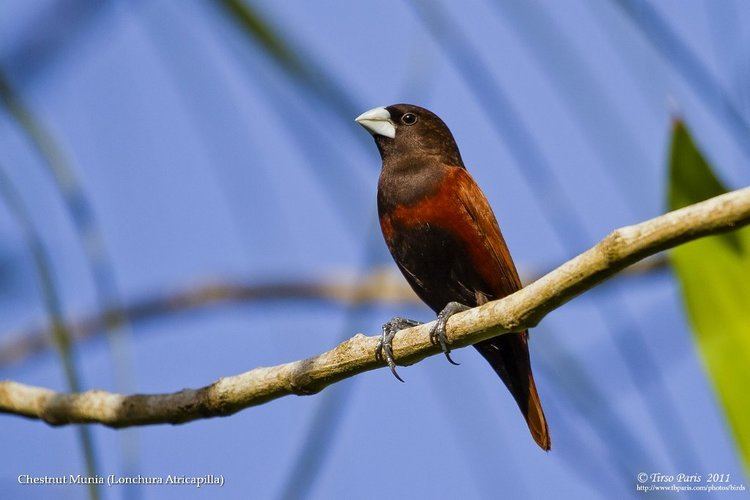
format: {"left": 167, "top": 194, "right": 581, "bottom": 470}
{"left": 1, "top": 0, "right": 749, "bottom": 498}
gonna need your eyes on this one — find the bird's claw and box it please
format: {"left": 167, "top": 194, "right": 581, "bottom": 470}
{"left": 430, "top": 302, "right": 470, "bottom": 365}
{"left": 376, "top": 317, "right": 422, "bottom": 382}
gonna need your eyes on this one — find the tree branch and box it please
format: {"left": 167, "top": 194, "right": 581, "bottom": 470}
{"left": 1, "top": 187, "right": 749, "bottom": 428}
{"left": 0, "top": 255, "right": 667, "bottom": 369}
{"left": 0, "top": 270, "right": 420, "bottom": 368}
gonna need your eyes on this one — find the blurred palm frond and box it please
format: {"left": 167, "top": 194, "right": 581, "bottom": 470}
{"left": 0, "top": 163, "right": 99, "bottom": 500}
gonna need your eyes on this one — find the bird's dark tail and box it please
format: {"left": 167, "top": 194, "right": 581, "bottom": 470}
{"left": 474, "top": 332, "right": 551, "bottom": 451}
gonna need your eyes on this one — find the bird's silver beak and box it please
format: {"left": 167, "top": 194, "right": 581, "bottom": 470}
{"left": 355, "top": 107, "right": 396, "bottom": 139}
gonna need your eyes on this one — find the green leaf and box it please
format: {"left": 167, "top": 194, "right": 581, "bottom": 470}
{"left": 215, "top": 0, "right": 358, "bottom": 118}
{"left": 668, "top": 120, "right": 750, "bottom": 473}
{"left": 217, "top": 0, "right": 305, "bottom": 77}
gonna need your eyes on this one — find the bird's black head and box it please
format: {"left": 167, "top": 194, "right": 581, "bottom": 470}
{"left": 355, "top": 104, "right": 464, "bottom": 168}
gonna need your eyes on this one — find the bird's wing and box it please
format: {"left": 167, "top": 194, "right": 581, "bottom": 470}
{"left": 451, "top": 167, "right": 551, "bottom": 450}
{"left": 451, "top": 167, "right": 523, "bottom": 298}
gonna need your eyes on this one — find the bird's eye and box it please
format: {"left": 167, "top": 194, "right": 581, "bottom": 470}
{"left": 401, "top": 113, "right": 418, "bottom": 125}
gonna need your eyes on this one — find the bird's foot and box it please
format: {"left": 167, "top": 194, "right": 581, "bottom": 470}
{"left": 376, "top": 317, "right": 423, "bottom": 382}
{"left": 430, "top": 302, "right": 470, "bottom": 365}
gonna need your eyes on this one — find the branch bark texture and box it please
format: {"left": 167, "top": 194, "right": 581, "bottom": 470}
{"left": 1, "top": 187, "right": 749, "bottom": 428}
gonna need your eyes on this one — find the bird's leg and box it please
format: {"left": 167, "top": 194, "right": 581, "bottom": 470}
{"left": 430, "top": 302, "right": 470, "bottom": 365}
{"left": 376, "top": 317, "right": 423, "bottom": 382}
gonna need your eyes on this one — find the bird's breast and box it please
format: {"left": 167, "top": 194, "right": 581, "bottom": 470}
{"left": 378, "top": 172, "right": 473, "bottom": 248}
{"left": 378, "top": 166, "right": 520, "bottom": 308}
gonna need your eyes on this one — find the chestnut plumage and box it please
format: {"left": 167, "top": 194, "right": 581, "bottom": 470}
{"left": 357, "top": 103, "right": 550, "bottom": 451}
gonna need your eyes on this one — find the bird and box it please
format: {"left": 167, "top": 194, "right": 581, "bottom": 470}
{"left": 355, "top": 104, "right": 550, "bottom": 450}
